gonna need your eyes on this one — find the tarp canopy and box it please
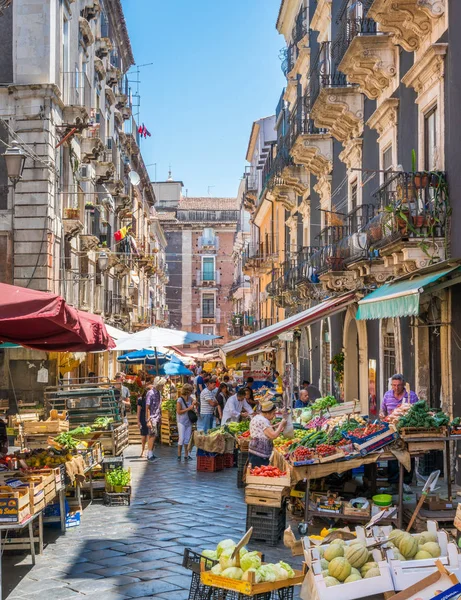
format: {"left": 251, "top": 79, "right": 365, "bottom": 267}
{"left": 356, "top": 266, "right": 461, "bottom": 320}
{"left": 114, "top": 326, "right": 221, "bottom": 351}
{"left": 221, "top": 292, "right": 357, "bottom": 359}
{"left": 0, "top": 283, "right": 114, "bottom": 352}
{"left": 147, "top": 356, "right": 193, "bottom": 377}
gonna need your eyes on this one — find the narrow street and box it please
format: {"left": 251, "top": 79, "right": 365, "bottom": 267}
{"left": 4, "top": 445, "right": 303, "bottom": 599}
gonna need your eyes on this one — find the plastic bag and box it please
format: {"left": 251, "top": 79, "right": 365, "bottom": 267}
{"left": 283, "top": 411, "right": 294, "bottom": 439}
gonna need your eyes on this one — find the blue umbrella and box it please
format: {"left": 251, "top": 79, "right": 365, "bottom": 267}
{"left": 117, "top": 348, "right": 171, "bottom": 364}
{"left": 148, "top": 359, "right": 193, "bottom": 377}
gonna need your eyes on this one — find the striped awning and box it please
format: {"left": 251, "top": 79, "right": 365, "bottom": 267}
{"left": 221, "top": 292, "right": 357, "bottom": 359}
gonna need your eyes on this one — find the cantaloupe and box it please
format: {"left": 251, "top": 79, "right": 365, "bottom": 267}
{"left": 320, "top": 558, "right": 329, "bottom": 570}
{"left": 324, "top": 576, "right": 340, "bottom": 587}
{"left": 345, "top": 544, "right": 370, "bottom": 568}
{"left": 328, "top": 557, "right": 352, "bottom": 582}
{"left": 399, "top": 533, "right": 419, "bottom": 558}
{"left": 345, "top": 573, "right": 362, "bottom": 583}
{"left": 420, "top": 542, "right": 441, "bottom": 558}
{"left": 419, "top": 532, "right": 438, "bottom": 544}
{"left": 350, "top": 567, "right": 361, "bottom": 577}
{"left": 322, "top": 569, "right": 329, "bottom": 577}
{"left": 392, "top": 551, "right": 406, "bottom": 561}
{"left": 331, "top": 539, "right": 346, "bottom": 547}
{"left": 361, "top": 562, "right": 378, "bottom": 576}
{"left": 324, "top": 544, "right": 344, "bottom": 561}
{"left": 364, "top": 568, "right": 380, "bottom": 579}
{"left": 414, "top": 550, "right": 432, "bottom": 560}
{"left": 388, "top": 529, "right": 406, "bottom": 546}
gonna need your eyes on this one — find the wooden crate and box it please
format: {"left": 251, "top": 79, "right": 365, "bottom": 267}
{"left": 75, "top": 423, "right": 129, "bottom": 456}
{"left": 245, "top": 467, "right": 291, "bottom": 488}
{"left": 400, "top": 426, "right": 448, "bottom": 440}
{"left": 23, "top": 417, "right": 69, "bottom": 435}
{"left": 0, "top": 487, "right": 31, "bottom": 524}
{"left": 200, "top": 563, "right": 306, "bottom": 594}
{"left": 245, "top": 484, "right": 288, "bottom": 507}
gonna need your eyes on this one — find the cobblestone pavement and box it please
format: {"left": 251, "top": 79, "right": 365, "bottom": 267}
{"left": 4, "top": 445, "right": 303, "bottom": 599}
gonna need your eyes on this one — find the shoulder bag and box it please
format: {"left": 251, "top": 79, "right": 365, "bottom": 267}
{"left": 182, "top": 397, "right": 198, "bottom": 424}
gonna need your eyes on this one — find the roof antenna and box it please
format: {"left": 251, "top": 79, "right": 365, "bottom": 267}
{"left": 167, "top": 164, "right": 173, "bottom": 181}
{"left": 207, "top": 185, "right": 215, "bottom": 197}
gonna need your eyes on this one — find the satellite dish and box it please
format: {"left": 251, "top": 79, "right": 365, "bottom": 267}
{"left": 129, "top": 171, "right": 141, "bottom": 186}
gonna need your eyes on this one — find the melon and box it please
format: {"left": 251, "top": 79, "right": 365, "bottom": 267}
{"left": 322, "top": 569, "right": 329, "bottom": 577}
{"left": 345, "top": 573, "right": 362, "bottom": 583}
{"left": 328, "top": 557, "right": 352, "bottom": 582}
{"left": 392, "top": 551, "right": 406, "bottom": 561}
{"left": 399, "top": 533, "right": 419, "bottom": 558}
{"left": 331, "top": 539, "right": 346, "bottom": 547}
{"left": 324, "top": 576, "right": 340, "bottom": 587}
{"left": 320, "top": 558, "right": 329, "bottom": 570}
{"left": 414, "top": 550, "right": 432, "bottom": 560}
{"left": 318, "top": 547, "right": 325, "bottom": 558}
{"left": 324, "top": 544, "right": 344, "bottom": 561}
{"left": 364, "top": 568, "right": 381, "bottom": 579}
{"left": 420, "top": 532, "right": 438, "bottom": 544}
{"left": 361, "top": 562, "right": 378, "bottom": 576}
{"left": 345, "top": 544, "right": 370, "bottom": 568}
{"left": 350, "top": 567, "right": 361, "bottom": 577}
{"left": 420, "top": 542, "right": 441, "bottom": 558}
{"left": 388, "top": 529, "right": 406, "bottom": 546}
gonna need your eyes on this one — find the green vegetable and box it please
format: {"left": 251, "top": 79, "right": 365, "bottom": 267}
{"left": 279, "top": 561, "right": 295, "bottom": 578}
{"left": 256, "top": 564, "right": 277, "bottom": 582}
{"left": 93, "top": 417, "right": 114, "bottom": 430}
{"left": 54, "top": 432, "right": 79, "bottom": 448}
{"left": 221, "top": 567, "right": 243, "bottom": 580}
{"left": 105, "top": 467, "right": 131, "bottom": 487}
{"left": 396, "top": 401, "right": 449, "bottom": 430}
{"left": 216, "top": 539, "right": 236, "bottom": 558}
{"left": 311, "top": 396, "right": 338, "bottom": 413}
{"left": 240, "top": 551, "right": 261, "bottom": 572}
{"left": 69, "top": 426, "right": 92, "bottom": 436}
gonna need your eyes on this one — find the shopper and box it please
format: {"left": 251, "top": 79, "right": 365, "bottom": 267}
{"left": 195, "top": 370, "right": 206, "bottom": 403}
{"left": 215, "top": 383, "right": 229, "bottom": 425}
{"left": 200, "top": 379, "right": 218, "bottom": 433}
{"left": 245, "top": 377, "right": 256, "bottom": 405}
{"left": 115, "top": 372, "right": 131, "bottom": 416}
{"left": 221, "top": 388, "right": 254, "bottom": 425}
{"left": 146, "top": 376, "right": 166, "bottom": 463}
{"left": 248, "top": 400, "right": 286, "bottom": 468}
{"left": 137, "top": 384, "right": 151, "bottom": 458}
{"left": 380, "top": 373, "right": 419, "bottom": 488}
{"left": 301, "top": 379, "right": 322, "bottom": 401}
{"left": 223, "top": 374, "right": 234, "bottom": 394}
{"left": 176, "top": 383, "right": 197, "bottom": 461}
{"left": 294, "top": 389, "right": 310, "bottom": 409}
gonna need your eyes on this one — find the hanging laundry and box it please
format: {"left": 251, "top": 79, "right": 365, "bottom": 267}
{"left": 114, "top": 226, "right": 128, "bottom": 242}
{"left": 138, "top": 123, "right": 151, "bottom": 139}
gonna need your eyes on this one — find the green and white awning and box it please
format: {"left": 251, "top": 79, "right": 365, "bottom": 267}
{"left": 356, "top": 266, "right": 461, "bottom": 320}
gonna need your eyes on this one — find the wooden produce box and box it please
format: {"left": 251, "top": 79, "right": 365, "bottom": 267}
{"left": 400, "top": 426, "right": 448, "bottom": 440}
{"left": 342, "top": 501, "right": 371, "bottom": 517}
{"left": 75, "top": 423, "right": 128, "bottom": 456}
{"left": 31, "top": 466, "right": 65, "bottom": 491}
{"left": 245, "top": 484, "right": 289, "bottom": 508}
{"left": 245, "top": 467, "right": 291, "bottom": 488}
{"left": 328, "top": 400, "right": 360, "bottom": 416}
{"left": 0, "top": 486, "right": 30, "bottom": 523}
{"left": 23, "top": 415, "right": 69, "bottom": 435}
{"left": 318, "top": 449, "right": 345, "bottom": 463}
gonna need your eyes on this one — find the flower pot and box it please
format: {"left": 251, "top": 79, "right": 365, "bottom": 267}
{"left": 113, "top": 485, "right": 124, "bottom": 493}
{"left": 414, "top": 174, "right": 429, "bottom": 189}
{"left": 413, "top": 215, "right": 428, "bottom": 228}
{"left": 64, "top": 208, "right": 80, "bottom": 220}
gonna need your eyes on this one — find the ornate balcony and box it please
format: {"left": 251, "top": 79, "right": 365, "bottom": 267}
{"left": 81, "top": 136, "right": 105, "bottom": 163}
{"left": 94, "top": 58, "right": 106, "bottom": 81}
{"left": 281, "top": 7, "right": 309, "bottom": 80}
{"left": 289, "top": 95, "right": 332, "bottom": 178}
{"left": 95, "top": 36, "right": 112, "bottom": 59}
{"left": 79, "top": 17, "right": 94, "bottom": 48}
{"left": 334, "top": 1, "right": 397, "bottom": 99}
{"left": 309, "top": 42, "right": 364, "bottom": 143}
{"left": 242, "top": 242, "right": 276, "bottom": 275}
{"left": 81, "top": 0, "right": 100, "bottom": 21}
{"left": 368, "top": 0, "right": 446, "bottom": 52}
{"left": 368, "top": 170, "right": 449, "bottom": 272}
{"left": 260, "top": 142, "right": 308, "bottom": 210}
{"left": 243, "top": 167, "right": 258, "bottom": 213}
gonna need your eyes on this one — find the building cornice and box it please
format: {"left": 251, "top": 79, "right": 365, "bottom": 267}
{"left": 107, "top": 0, "right": 135, "bottom": 70}
{"left": 366, "top": 98, "right": 399, "bottom": 139}
{"left": 401, "top": 43, "right": 447, "bottom": 95}
{"left": 246, "top": 122, "right": 261, "bottom": 163}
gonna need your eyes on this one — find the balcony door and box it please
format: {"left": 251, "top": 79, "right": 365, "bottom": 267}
{"left": 202, "top": 256, "right": 215, "bottom": 281}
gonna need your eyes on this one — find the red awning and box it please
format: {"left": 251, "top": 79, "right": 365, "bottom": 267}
{"left": 221, "top": 292, "right": 357, "bottom": 358}
{"left": 0, "top": 283, "right": 115, "bottom": 352}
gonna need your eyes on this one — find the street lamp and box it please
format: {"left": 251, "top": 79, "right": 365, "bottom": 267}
{"left": 4, "top": 143, "right": 26, "bottom": 187}
{"left": 128, "top": 282, "right": 135, "bottom": 297}
{"left": 98, "top": 251, "right": 109, "bottom": 271}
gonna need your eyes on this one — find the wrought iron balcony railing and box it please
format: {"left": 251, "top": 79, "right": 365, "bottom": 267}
{"left": 288, "top": 93, "right": 329, "bottom": 149}
{"left": 242, "top": 242, "right": 276, "bottom": 270}
{"left": 293, "top": 6, "right": 308, "bottom": 45}
{"left": 332, "top": 0, "right": 377, "bottom": 67}
{"left": 260, "top": 142, "right": 294, "bottom": 199}
{"left": 308, "top": 41, "right": 348, "bottom": 110}
{"left": 369, "top": 171, "right": 449, "bottom": 248}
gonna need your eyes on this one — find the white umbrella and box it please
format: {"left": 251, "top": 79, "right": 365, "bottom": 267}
{"left": 114, "top": 326, "right": 220, "bottom": 351}
{"left": 104, "top": 324, "right": 131, "bottom": 341}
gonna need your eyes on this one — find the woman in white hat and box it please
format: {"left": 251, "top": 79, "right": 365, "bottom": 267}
{"left": 146, "top": 377, "right": 166, "bottom": 463}
{"left": 248, "top": 400, "right": 286, "bottom": 468}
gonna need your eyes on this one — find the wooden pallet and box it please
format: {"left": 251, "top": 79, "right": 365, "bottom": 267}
{"left": 245, "top": 484, "right": 288, "bottom": 507}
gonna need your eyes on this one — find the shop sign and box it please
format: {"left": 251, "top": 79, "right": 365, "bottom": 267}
{"left": 0, "top": 497, "right": 19, "bottom": 521}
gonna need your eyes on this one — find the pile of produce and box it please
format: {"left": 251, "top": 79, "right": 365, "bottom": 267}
{"left": 311, "top": 396, "right": 338, "bottom": 413}
{"left": 93, "top": 417, "right": 114, "bottom": 430}
{"left": 346, "top": 422, "right": 387, "bottom": 440}
{"left": 161, "top": 398, "right": 177, "bottom": 420}
{"left": 225, "top": 422, "right": 250, "bottom": 436}
{"left": 382, "top": 403, "right": 412, "bottom": 425}
{"left": 317, "top": 540, "right": 381, "bottom": 587}
{"left": 249, "top": 465, "right": 287, "bottom": 477}
{"left": 395, "top": 401, "right": 449, "bottom": 431}
{"left": 20, "top": 448, "right": 72, "bottom": 468}
{"left": 201, "top": 539, "right": 295, "bottom": 583}
{"left": 386, "top": 529, "right": 441, "bottom": 561}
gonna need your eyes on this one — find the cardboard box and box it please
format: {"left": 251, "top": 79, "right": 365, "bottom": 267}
{"left": 386, "top": 561, "right": 459, "bottom": 600}
{"left": 0, "top": 486, "right": 30, "bottom": 523}
{"left": 422, "top": 494, "right": 455, "bottom": 512}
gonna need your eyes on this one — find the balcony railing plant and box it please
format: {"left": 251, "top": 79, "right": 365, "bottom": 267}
{"left": 332, "top": 0, "right": 377, "bottom": 67}
{"left": 370, "top": 171, "right": 450, "bottom": 258}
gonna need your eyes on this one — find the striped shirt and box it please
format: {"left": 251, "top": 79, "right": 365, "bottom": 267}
{"left": 200, "top": 388, "right": 216, "bottom": 415}
{"left": 381, "top": 390, "right": 419, "bottom": 416}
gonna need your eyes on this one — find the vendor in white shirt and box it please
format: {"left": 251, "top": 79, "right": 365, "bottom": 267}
{"left": 221, "top": 388, "right": 254, "bottom": 425}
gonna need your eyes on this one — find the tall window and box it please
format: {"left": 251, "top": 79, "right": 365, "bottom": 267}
{"left": 382, "top": 145, "right": 393, "bottom": 183}
{"left": 202, "top": 294, "right": 215, "bottom": 318}
{"left": 424, "top": 107, "right": 437, "bottom": 171}
{"left": 383, "top": 320, "right": 396, "bottom": 389}
{"left": 203, "top": 228, "right": 215, "bottom": 243}
{"left": 202, "top": 257, "right": 215, "bottom": 281}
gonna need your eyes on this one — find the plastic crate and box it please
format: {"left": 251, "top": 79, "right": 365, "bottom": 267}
{"left": 238, "top": 451, "right": 249, "bottom": 468}
{"left": 237, "top": 467, "right": 246, "bottom": 489}
{"left": 197, "top": 455, "right": 224, "bottom": 473}
{"left": 183, "top": 548, "right": 218, "bottom": 574}
{"left": 223, "top": 453, "right": 234, "bottom": 468}
{"left": 197, "top": 449, "right": 218, "bottom": 457}
{"left": 246, "top": 503, "right": 286, "bottom": 546}
{"left": 103, "top": 491, "right": 131, "bottom": 506}
{"left": 102, "top": 456, "right": 124, "bottom": 472}
{"left": 188, "top": 571, "right": 294, "bottom": 600}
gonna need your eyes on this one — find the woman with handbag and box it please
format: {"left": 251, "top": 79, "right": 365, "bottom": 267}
{"left": 176, "top": 383, "right": 198, "bottom": 461}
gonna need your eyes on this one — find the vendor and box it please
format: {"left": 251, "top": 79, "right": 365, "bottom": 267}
{"left": 380, "top": 373, "right": 419, "bottom": 488}
{"left": 294, "top": 389, "right": 310, "bottom": 409}
{"left": 245, "top": 377, "right": 256, "bottom": 406}
{"left": 301, "top": 379, "right": 322, "bottom": 401}
{"left": 248, "top": 400, "right": 287, "bottom": 467}
{"left": 221, "top": 389, "right": 253, "bottom": 425}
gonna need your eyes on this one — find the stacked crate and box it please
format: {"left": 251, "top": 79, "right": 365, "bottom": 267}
{"left": 246, "top": 502, "right": 287, "bottom": 546}
{"left": 160, "top": 410, "right": 178, "bottom": 446}
{"left": 237, "top": 450, "right": 248, "bottom": 489}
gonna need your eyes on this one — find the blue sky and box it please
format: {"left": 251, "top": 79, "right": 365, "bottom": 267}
{"left": 121, "top": 0, "right": 285, "bottom": 198}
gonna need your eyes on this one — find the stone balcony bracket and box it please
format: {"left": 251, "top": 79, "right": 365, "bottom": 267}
{"left": 339, "top": 138, "right": 363, "bottom": 171}
{"left": 272, "top": 184, "right": 297, "bottom": 212}
{"left": 319, "top": 271, "right": 364, "bottom": 293}
{"left": 347, "top": 259, "right": 395, "bottom": 285}
{"left": 401, "top": 43, "right": 448, "bottom": 96}
{"left": 80, "top": 234, "right": 100, "bottom": 252}
{"left": 281, "top": 165, "right": 309, "bottom": 196}
{"left": 94, "top": 58, "right": 106, "bottom": 81}
{"left": 95, "top": 162, "right": 116, "bottom": 184}
{"left": 62, "top": 105, "right": 89, "bottom": 127}
{"left": 311, "top": 88, "right": 364, "bottom": 144}
{"left": 366, "top": 98, "right": 399, "bottom": 141}
{"left": 63, "top": 218, "right": 84, "bottom": 240}
{"left": 380, "top": 238, "right": 447, "bottom": 275}
{"left": 79, "top": 17, "right": 95, "bottom": 48}
{"left": 368, "top": 0, "right": 445, "bottom": 52}
{"left": 311, "top": 0, "right": 332, "bottom": 43}
{"left": 288, "top": 38, "right": 311, "bottom": 80}
{"left": 81, "top": 137, "right": 104, "bottom": 163}
{"left": 105, "top": 86, "right": 116, "bottom": 106}
{"left": 338, "top": 35, "right": 398, "bottom": 100}
{"left": 291, "top": 134, "right": 333, "bottom": 178}
{"left": 95, "top": 37, "right": 113, "bottom": 59}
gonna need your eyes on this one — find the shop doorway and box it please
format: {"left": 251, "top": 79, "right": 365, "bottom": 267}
{"left": 426, "top": 297, "right": 442, "bottom": 408}
{"left": 299, "top": 328, "right": 311, "bottom": 384}
{"left": 345, "top": 317, "right": 359, "bottom": 402}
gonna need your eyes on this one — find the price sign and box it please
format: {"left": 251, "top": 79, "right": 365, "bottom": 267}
{"left": 0, "top": 497, "right": 19, "bottom": 522}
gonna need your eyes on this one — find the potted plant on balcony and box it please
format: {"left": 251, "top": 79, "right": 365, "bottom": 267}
{"left": 85, "top": 201, "right": 95, "bottom": 211}
{"left": 64, "top": 207, "right": 80, "bottom": 220}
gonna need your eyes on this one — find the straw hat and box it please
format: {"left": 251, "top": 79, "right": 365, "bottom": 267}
{"left": 260, "top": 400, "right": 276, "bottom": 413}
{"left": 154, "top": 376, "right": 167, "bottom": 387}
